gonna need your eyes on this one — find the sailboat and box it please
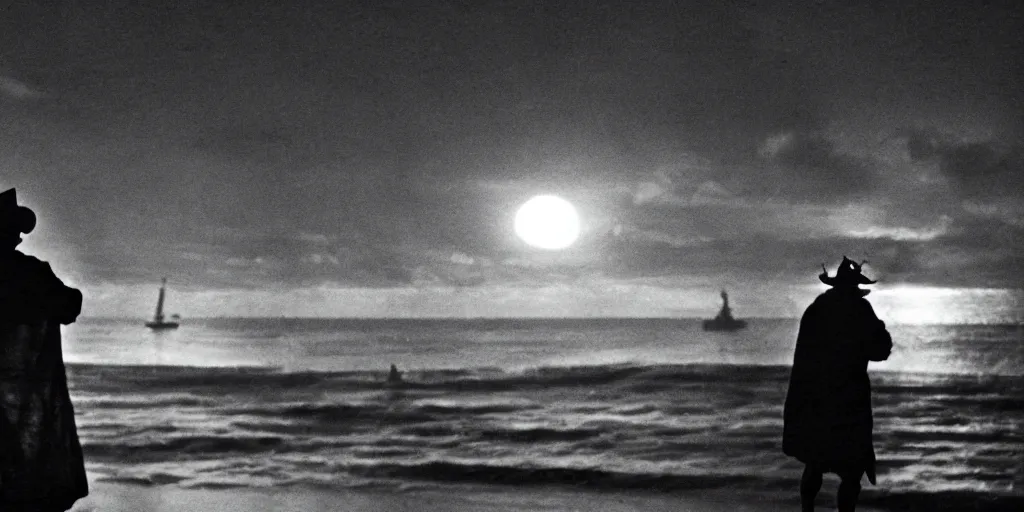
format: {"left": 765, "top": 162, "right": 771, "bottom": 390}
{"left": 145, "top": 277, "right": 180, "bottom": 330}
{"left": 702, "top": 290, "right": 747, "bottom": 331}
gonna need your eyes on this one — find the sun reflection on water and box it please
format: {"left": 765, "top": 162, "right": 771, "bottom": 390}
{"left": 867, "top": 286, "right": 1023, "bottom": 325}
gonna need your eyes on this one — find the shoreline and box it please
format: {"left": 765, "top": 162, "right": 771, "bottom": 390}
{"left": 64, "top": 481, "right": 820, "bottom": 512}
{"left": 66, "top": 480, "right": 1024, "bottom": 512}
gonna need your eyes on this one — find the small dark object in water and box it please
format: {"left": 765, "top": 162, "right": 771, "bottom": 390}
{"left": 703, "top": 290, "right": 747, "bottom": 331}
{"left": 387, "top": 364, "right": 403, "bottom": 385}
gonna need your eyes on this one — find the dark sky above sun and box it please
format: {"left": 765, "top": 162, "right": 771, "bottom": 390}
{"left": 2, "top": 0, "right": 1022, "bottom": 316}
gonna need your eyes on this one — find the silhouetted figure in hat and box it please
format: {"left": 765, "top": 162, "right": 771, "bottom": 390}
{"left": 783, "top": 257, "right": 892, "bottom": 512}
{"left": 0, "top": 188, "right": 88, "bottom": 511}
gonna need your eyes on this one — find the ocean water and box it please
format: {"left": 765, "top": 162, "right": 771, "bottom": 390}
{"left": 61, "top": 317, "right": 1024, "bottom": 509}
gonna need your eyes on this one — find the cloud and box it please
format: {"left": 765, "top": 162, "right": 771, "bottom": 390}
{"left": 754, "top": 130, "right": 879, "bottom": 200}
{"left": 596, "top": 202, "right": 1024, "bottom": 288}
{"left": 450, "top": 252, "right": 476, "bottom": 266}
{"left": 296, "top": 232, "right": 332, "bottom": 244}
{"left": 225, "top": 256, "right": 266, "bottom": 267}
{"left": 898, "top": 127, "right": 955, "bottom": 162}
{"left": 632, "top": 178, "right": 736, "bottom": 207}
{"left": 944, "top": 213, "right": 1024, "bottom": 251}
{"left": 758, "top": 132, "right": 796, "bottom": 159}
{"left": 847, "top": 215, "right": 953, "bottom": 241}
{"left": 304, "top": 253, "right": 340, "bottom": 266}
{"left": 939, "top": 142, "right": 1023, "bottom": 198}
{"left": 622, "top": 199, "right": 903, "bottom": 247}
{"left": 630, "top": 156, "right": 736, "bottom": 207}
{"left": 962, "top": 199, "right": 1024, "bottom": 228}
{"left": 633, "top": 180, "right": 666, "bottom": 205}
{"left": 620, "top": 228, "right": 712, "bottom": 249}
{"left": 405, "top": 250, "right": 489, "bottom": 287}
{"left": 895, "top": 128, "right": 1024, "bottom": 200}
{"left": 0, "top": 75, "right": 43, "bottom": 100}
{"left": 862, "top": 211, "right": 1024, "bottom": 287}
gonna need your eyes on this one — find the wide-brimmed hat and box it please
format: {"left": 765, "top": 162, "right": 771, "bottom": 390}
{"left": 819, "top": 256, "right": 876, "bottom": 287}
{"left": 0, "top": 188, "right": 37, "bottom": 234}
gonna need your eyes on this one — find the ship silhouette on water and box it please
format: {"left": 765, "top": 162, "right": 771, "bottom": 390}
{"left": 702, "top": 290, "right": 747, "bottom": 331}
{"left": 145, "top": 277, "right": 180, "bottom": 330}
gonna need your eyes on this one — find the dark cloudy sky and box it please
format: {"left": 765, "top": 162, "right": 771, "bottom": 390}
{"left": 2, "top": 0, "right": 1022, "bottom": 317}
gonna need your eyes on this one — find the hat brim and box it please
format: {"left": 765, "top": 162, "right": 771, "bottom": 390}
{"left": 820, "top": 273, "right": 876, "bottom": 286}
{"left": 2, "top": 206, "right": 35, "bottom": 234}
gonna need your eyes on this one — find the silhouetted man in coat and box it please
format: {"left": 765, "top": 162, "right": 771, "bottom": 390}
{"left": 0, "top": 188, "right": 88, "bottom": 511}
{"left": 783, "top": 257, "right": 892, "bottom": 512}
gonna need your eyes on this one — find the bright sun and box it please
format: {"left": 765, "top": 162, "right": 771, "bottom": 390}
{"left": 514, "top": 195, "right": 581, "bottom": 250}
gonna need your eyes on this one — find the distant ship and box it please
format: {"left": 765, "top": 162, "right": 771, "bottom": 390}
{"left": 145, "top": 277, "right": 180, "bottom": 330}
{"left": 702, "top": 290, "right": 747, "bottom": 331}
{"left": 387, "top": 364, "right": 403, "bottom": 386}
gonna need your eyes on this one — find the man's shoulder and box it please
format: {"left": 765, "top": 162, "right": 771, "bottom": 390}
{"left": 809, "top": 289, "right": 878, "bottom": 321}
{"left": 807, "top": 291, "right": 832, "bottom": 308}
{"left": 806, "top": 290, "right": 870, "bottom": 311}
{"left": 8, "top": 251, "right": 56, "bottom": 276}
{"left": 800, "top": 295, "right": 826, "bottom": 319}
{"left": 13, "top": 250, "right": 49, "bottom": 266}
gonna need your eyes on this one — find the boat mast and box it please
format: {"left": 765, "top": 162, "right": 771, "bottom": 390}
{"left": 154, "top": 278, "right": 166, "bottom": 323}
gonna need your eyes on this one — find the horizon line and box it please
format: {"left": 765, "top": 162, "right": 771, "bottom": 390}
{"left": 79, "top": 315, "right": 800, "bottom": 321}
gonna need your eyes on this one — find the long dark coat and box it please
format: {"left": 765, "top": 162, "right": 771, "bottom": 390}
{"left": 783, "top": 287, "right": 892, "bottom": 484}
{"left": 0, "top": 251, "right": 88, "bottom": 511}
